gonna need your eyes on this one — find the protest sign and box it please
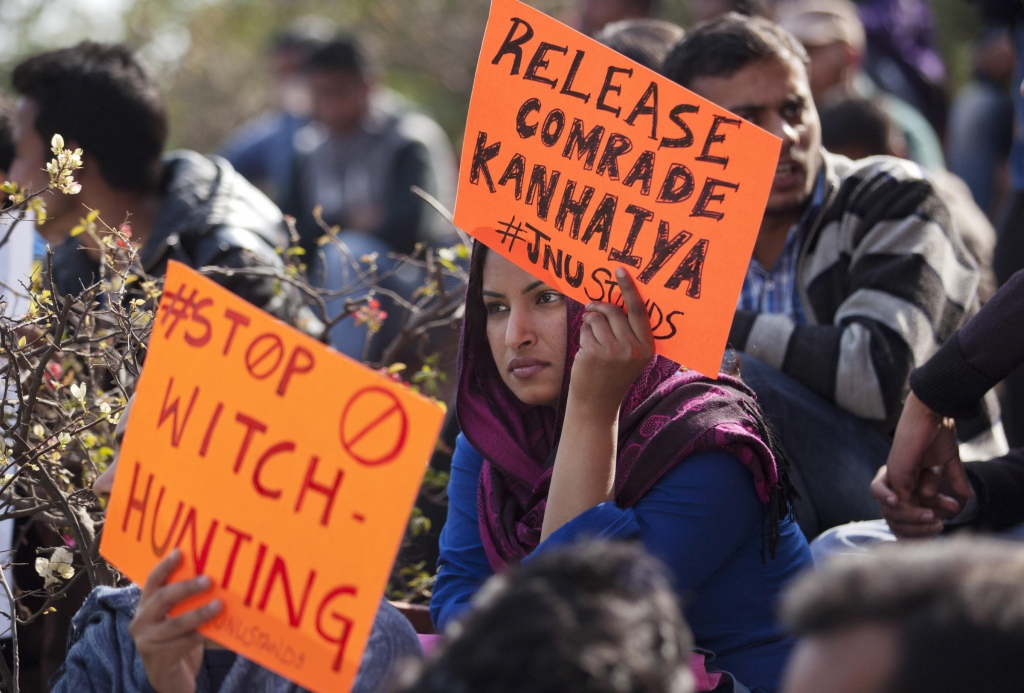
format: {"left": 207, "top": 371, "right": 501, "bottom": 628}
{"left": 101, "top": 261, "right": 445, "bottom": 693}
{"left": 454, "top": 0, "right": 781, "bottom": 376}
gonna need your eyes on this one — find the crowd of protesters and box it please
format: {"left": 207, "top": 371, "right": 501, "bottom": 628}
{"left": 3, "top": 0, "right": 1024, "bottom": 690}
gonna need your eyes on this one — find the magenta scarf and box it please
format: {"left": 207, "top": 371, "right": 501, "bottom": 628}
{"left": 456, "top": 244, "right": 795, "bottom": 571}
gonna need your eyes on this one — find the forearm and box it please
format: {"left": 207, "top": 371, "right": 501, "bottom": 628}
{"left": 540, "top": 396, "right": 618, "bottom": 542}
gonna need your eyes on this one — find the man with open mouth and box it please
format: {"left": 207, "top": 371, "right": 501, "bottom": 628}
{"left": 662, "top": 14, "right": 1005, "bottom": 540}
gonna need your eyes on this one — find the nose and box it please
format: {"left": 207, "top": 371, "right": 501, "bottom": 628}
{"left": 92, "top": 454, "right": 118, "bottom": 501}
{"left": 766, "top": 113, "right": 800, "bottom": 151}
{"left": 504, "top": 305, "right": 536, "bottom": 350}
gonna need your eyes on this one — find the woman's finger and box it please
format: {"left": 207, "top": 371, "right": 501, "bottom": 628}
{"left": 136, "top": 630, "right": 206, "bottom": 659}
{"left": 585, "top": 302, "right": 638, "bottom": 346}
{"left": 139, "top": 549, "right": 182, "bottom": 605}
{"left": 889, "top": 519, "right": 945, "bottom": 539}
{"left": 146, "top": 599, "right": 223, "bottom": 642}
{"left": 582, "top": 311, "right": 616, "bottom": 349}
{"left": 614, "top": 268, "right": 654, "bottom": 346}
{"left": 870, "top": 466, "right": 898, "bottom": 508}
{"left": 881, "top": 502, "right": 936, "bottom": 526}
{"left": 137, "top": 575, "right": 213, "bottom": 626}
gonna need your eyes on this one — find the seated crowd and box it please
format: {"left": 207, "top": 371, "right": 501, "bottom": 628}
{"left": 2, "top": 1, "right": 1024, "bottom": 692}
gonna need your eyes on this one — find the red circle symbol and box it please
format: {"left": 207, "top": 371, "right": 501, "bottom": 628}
{"left": 339, "top": 387, "right": 409, "bottom": 466}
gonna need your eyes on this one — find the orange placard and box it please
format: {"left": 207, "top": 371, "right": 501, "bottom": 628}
{"left": 101, "top": 261, "right": 445, "bottom": 693}
{"left": 454, "top": 0, "right": 781, "bottom": 376}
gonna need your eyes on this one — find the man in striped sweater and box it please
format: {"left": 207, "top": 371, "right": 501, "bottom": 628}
{"left": 664, "top": 14, "right": 1006, "bottom": 538}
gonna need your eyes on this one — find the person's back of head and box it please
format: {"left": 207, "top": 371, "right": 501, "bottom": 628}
{"left": 594, "top": 18, "right": 685, "bottom": 74}
{"left": 818, "top": 96, "right": 899, "bottom": 160}
{"left": 12, "top": 41, "right": 167, "bottom": 193}
{"left": 399, "top": 542, "right": 694, "bottom": 693}
{"left": 781, "top": 539, "right": 1024, "bottom": 693}
{"left": 271, "top": 16, "right": 336, "bottom": 59}
{"left": 662, "top": 13, "right": 808, "bottom": 91}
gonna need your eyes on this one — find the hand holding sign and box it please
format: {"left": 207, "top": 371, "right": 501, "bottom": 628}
{"left": 455, "top": 0, "right": 781, "bottom": 376}
{"left": 130, "top": 549, "right": 220, "bottom": 693}
{"left": 571, "top": 267, "right": 655, "bottom": 411}
{"left": 102, "top": 261, "right": 445, "bottom": 693}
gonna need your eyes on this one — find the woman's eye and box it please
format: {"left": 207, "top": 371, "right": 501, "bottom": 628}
{"left": 537, "top": 291, "right": 563, "bottom": 304}
{"left": 485, "top": 302, "right": 508, "bottom": 315}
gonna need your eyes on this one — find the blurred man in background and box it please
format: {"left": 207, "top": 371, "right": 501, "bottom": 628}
{"left": 217, "top": 17, "right": 335, "bottom": 206}
{"left": 774, "top": 0, "right": 945, "bottom": 170}
{"left": 818, "top": 96, "right": 998, "bottom": 304}
{"left": 945, "top": 25, "right": 1014, "bottom": 219}
{"left": 593, "top": 18, "right": 685, "bottom": 73}
{"left": 284, "top": 35, "right": 456, "bottom": 358}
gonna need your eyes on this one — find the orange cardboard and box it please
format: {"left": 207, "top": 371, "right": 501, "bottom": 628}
{"left": 101, "top": 261, "right": 445, "bottom": 693}
{"left": 454, "top": 0, "right": 781, "bottom": 376}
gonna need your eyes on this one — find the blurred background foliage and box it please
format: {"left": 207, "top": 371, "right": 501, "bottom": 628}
{"left": 0, "top": 0, "right": 982, "bottom": 158}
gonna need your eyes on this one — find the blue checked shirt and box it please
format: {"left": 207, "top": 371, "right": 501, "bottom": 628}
{"left": 736, "top": 173, "right": 826, "bottom": 324}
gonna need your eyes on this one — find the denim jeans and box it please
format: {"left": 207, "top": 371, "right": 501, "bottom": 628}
{"left": 739, "top": 355, "right": 890, "bottom": 539}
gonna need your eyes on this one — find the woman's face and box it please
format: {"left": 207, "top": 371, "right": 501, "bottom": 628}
{"left": 482, "top": 252, "right": 567, "bottom": 407}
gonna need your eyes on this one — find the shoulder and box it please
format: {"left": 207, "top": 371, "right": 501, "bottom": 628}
{"left": 453, "top": 433, "right": 484, "bottom": 473}
{"left": 652, "top": 450, "right": 761, "bottom": 503}
{"left": 824, "top": 152, "right": 944, "bottom": 217}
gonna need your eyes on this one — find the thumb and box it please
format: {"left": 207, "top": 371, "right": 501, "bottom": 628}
{"left": 945, "top": 456, "right": 975, "bottom": 500}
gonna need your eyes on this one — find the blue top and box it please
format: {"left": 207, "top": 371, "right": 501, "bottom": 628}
{"left": 218, "top": 111, "right": 307, "bottom": 205}
{"left": 432, "top": 434, "right": 812, "bottom": 693}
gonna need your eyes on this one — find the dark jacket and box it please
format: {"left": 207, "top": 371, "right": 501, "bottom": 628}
{"left": 51, "top": 151, "right": 306, "bottom": 326}
{"left": 911, "top": 269, "right": 1024, "bottom": 531}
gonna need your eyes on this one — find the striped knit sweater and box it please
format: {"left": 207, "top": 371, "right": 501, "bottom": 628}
{"left": 729, "top": 152, "right": 1006, "bottom": 459}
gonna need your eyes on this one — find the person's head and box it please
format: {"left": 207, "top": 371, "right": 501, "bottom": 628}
{"left": 594, "top": 18, "right": 685, "bottom": 73}
{"left": 305, "top": 36, "right": 374, "bottom": 135}
{"left": 819, "top": 96, "right": 905, "bottom": 160}
{"left": 781, "top": 539, "right": 1024, "bottom": 693}
{"left": 400, "top": 541, "right": 695, "bottom": 693}
{"left": 10, "top": 42, "right": 167, "bottom": 233}
{"left": 775, "top": 0, "right": 865, "bottom": 103}
{"left": 91, "top": 396, "right": 133, "bottom": 500}
{"left": 0, "top": 92, "right": 16, "bottom": 183}
{"left": 663, "top": 14, "right": 821, "bottom": 218}
{"left": 474, "top": 245, "right": 567, "bottom": 408}
{"left": 268, "top": 17, "right": 336, "bottom": 115}
{"left": 578, "top": 0, "right": 653, "bottom": 36}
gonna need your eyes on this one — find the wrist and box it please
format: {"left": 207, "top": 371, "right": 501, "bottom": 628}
{"left": 565, "top": 390, "right": 621, "bottom": 421}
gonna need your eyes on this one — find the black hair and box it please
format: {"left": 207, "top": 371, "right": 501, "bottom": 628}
{"left": 662, "top": 13, "right": 808, "bottom": 90}
{"left": 12, "top": 42, "right": 167, "bottom": 193}
{"left": 305, "top": 35, "right": 374, "bottom": 78}
{"left": 783, "top": 539, "right": 1024, "bottom": 693}
{"left": 595, "top": 18, "right": 686, "bottom": 73}
{"left": 399, "top": 542, "right": 695, "bottom": 693}
{"left": 0, "top": 92, "right": 16, "bottom": 173}
{"left": 819, "top": 96, "right": 893, "bottom": 157}
{"left": 271, "top": 16, "right": 336, "bottom": 56}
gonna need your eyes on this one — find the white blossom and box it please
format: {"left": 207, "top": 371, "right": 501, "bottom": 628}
{"left": 70, "top": 383, "right": 87, "bottom": 402}
{"left": 35, "top": 547, "right": 74, "bottom": 588}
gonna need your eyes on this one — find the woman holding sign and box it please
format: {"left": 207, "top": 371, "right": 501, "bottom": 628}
{"left": 432, "top": 245, "right": 812, "bottom": 693}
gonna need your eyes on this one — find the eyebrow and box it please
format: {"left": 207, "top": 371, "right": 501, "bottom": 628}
{"left": 482, "top": 290, "right": 504, "bottom": 298}
{"left": 522, "top": 280, "right": 545, "bottom": 295}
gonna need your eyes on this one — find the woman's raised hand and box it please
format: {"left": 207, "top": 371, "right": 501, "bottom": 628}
{"left": 569, "top": 267, "right": 656, "bottom": 414}
{"left": 129, "top": 549, "right": 222, "bottom": 693}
